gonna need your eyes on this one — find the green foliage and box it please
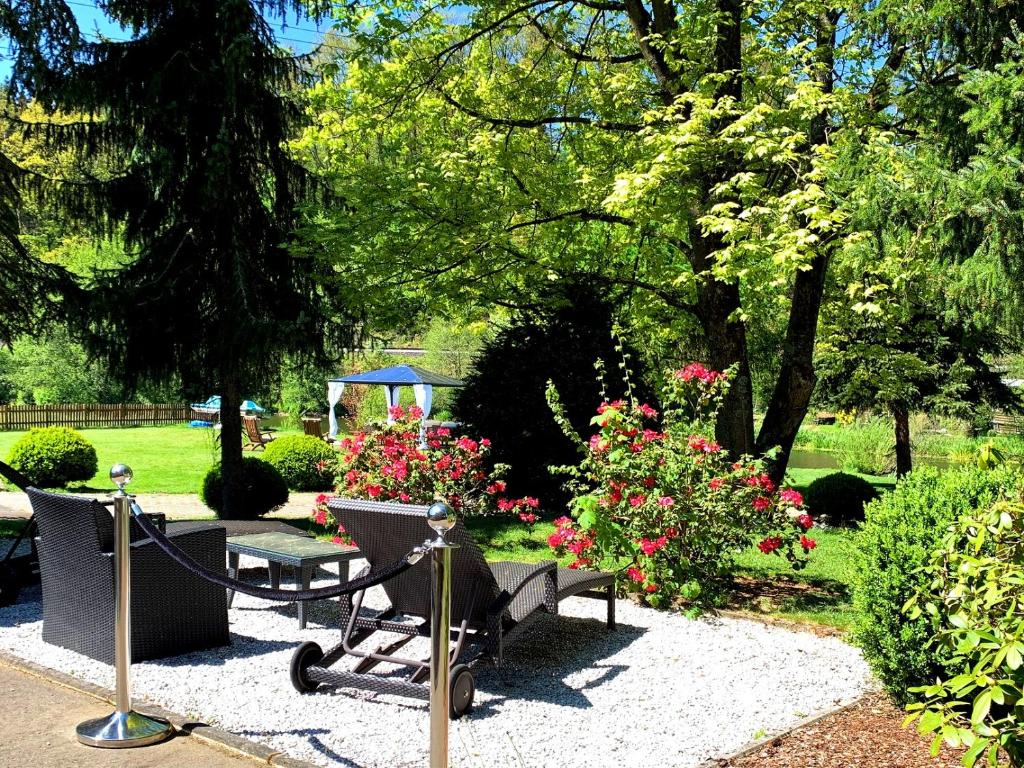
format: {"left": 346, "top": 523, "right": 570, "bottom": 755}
{"left": 803, "top": 472, "right": 879, "bottom": 525}
{"left": 905, "top": 497, "right": 1024, "bottom": 767}
{"left": 453, "top": 283, "right": 653, "bottom": 508}
{"left": 7, "top": 426, "right": 98, "bottom": 488}
{"left": 548, "top": 363, "right": 815, "bottom": 608}
{"left": 852, "top": 466, "right": 1019, "bottom": 704}
{"left": 2, "top": 327, "right": 125, "bottom": 404}
{"left": 200, "top": 458, "right": 289, "bottom": 520}
{"left": 421, "top": 317, "right": 485, "bottom": 417}
{"left": 262, "top": 434, "right": 337, "bottom": 492}
{"left": 834, "top": 418, "right": 894, "bottom": 475}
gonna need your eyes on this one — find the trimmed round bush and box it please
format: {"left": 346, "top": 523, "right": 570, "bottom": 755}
{"left": 7, "top": 426, "right": 98, "bottom": 488}
{"left": 803, "top": 471, "right": 879, "bottom": 525}
{"left": 852, "top": 465, "right": 1019, "bottom": 705}
{"left": 200, "top": 458, "right": 289, "bottom": 519}
{"left": 262, "top": 434, "right": 337, "bottom": 491}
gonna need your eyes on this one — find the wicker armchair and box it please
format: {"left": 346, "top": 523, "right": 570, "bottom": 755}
{"left": 27, "top": 488, "right": 230, "bottom": 664}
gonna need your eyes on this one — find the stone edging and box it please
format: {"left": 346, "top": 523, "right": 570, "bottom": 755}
{"left": 0, "top": 649, "right": 318, "bottom": 768}
{"left": 697, "top": 693, "right": 874, "bottom": 767}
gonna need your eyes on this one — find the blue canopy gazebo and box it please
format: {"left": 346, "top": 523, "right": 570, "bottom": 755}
{"left": 327, "top": 364, "right": 464, "bottom": 438}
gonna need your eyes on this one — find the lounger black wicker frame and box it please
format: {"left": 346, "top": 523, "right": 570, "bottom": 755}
{"left": 290, "top": 498, "right": 616, "bottom": 718}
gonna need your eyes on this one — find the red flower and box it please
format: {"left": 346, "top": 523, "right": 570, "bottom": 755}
{"left": 752, "top": 496, "right": 771, "bottom": 512}
{"left": 709, "top": 478, "right": 725, "bottom": 491}
{"left": 388, "top": 405, "right": 405, "bottom": 420}
{"left": 637, "top": 403, "right": 658, "bottom": 419}
{"left": 629, "top": 442, "right": 644, "bottom": 453}
{"left": 548, "top": 532, "right": 566, "bottom": 548}
{"left": 523, "top": 496, "right": 539, "bottom": 508}
{"left": 408, "top": 405, "right": 424, "bottom": 419}
{"left": 800, "top": 535, "right": 817, "bottom": 551}
{"left": 780, "top": 489, "right": 804, "bottom": 506}
{"left": 366, "top": 484, "right": 382, "bottom": 499}
{"left": 315, "top": 493, "right": 329, "bottom": 505}
{"left": 629, "top": 494, "right": 646, "bottom": 507}
{"left": 643, "top": 476, "right": 656, "bottom": 489}
{"left": 757, "top": 536, "right": 783, "bottom": 554}
{"left": 313, "top": 509, "right": 327, "bottom": 526}
{"left": 797, "top": 514, "right": 814, "bottom": 530}
{"left": 664, "top": 526, "right": 679, "bottom": 538}
{"left": 519, "top": 512, "right": 538, "bottom": 525}
{"left": 638, "top": 536, "right": 668, "bottom": 556}
{"left": 480, "top": 438, "right": 491, "bottom": 448}
{"left": 626, "top": 566, "right": 645, "bottom": 583}
{"left": 642, "top": 429, "right": 664, "bottom": 442}
{"left": 674, "top": 363, "right": 725, "bottom": 385}
{"left": 553, "top": 516, "right": 573, "bottom": 528}
{"left": 687, "top": 435, "right": 708, "bottom": 452}
{"left": 644, "top": 583, "right": 658, "bottom": 593}
{"left": 399, "top": 492, "right": 411, "bottom": 503}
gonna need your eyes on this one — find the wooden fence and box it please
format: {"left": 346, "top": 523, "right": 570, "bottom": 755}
{"left": 0, "top": 404, "right": 190, "bottom": 431}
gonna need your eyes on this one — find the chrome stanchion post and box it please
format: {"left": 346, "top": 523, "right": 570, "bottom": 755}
{"left": 427, "top": 502, "right": 458, "bottom": 768}
{"left": 76, "top": 464, "right": 173, "bottom": 748}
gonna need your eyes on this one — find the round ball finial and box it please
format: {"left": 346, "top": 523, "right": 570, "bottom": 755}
{"left": 110, "top": 464, "right": 133, "bottom": 490}
{"left": 426, "top": 501, "right": 456, "bottom": 536}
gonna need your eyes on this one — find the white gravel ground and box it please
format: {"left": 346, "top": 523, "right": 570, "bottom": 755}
{"left": 0, "top": 554, "right": 872, "bottom": 768}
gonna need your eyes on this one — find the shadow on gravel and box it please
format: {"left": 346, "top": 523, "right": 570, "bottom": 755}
{"left": 237, "top": 727, "right": 365, "bottom": 768}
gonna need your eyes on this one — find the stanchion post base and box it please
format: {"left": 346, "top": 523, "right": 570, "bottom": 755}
{"left": 76, "top": 710, "right": 173, "bottom": 748}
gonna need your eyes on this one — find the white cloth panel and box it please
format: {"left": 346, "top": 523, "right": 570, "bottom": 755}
{"left": 385, "top": 385, "right": 400, "bottom": 423}
{"left": 327, "top": 381, "right": 345, "bottom": 437}
{"left": 413, "top": 384, "right": 434, "bottom": 446}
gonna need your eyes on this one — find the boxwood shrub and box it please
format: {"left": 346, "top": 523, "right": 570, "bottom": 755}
{"left": 262, "top": 435, "right": 337, "bottom": 491}
{"left": 7, "top": 426, "right": 98, "bottom": 488}
{"left": 803, "top": 471, "right": 879, "bottom": 525}
{"left": 852, "top": 465, "right": 1019, "bottom": 704}
{"left": 200, "top": 458, "right": 289, "bottom": 519}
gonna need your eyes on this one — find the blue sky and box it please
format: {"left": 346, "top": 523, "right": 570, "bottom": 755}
{"left": 1, "top": 1, "right": 329, "bottom": 83}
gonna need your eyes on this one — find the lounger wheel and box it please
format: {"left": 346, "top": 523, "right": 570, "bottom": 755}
{"left": 448, "top": 664, "right": 475, "bottom": 719}
{"left": 290, "top": 641, "right": 324, "bottom": 693}
{"left": 0, "top": 561, "right": 19, "bottom": 608}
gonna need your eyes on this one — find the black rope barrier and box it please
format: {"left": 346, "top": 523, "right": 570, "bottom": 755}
{"left": 130, "top": 503, "right": 423, "bottom": 602}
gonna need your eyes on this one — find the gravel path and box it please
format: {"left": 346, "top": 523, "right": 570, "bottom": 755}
{"left": 0, "top": 554, "right": 873, "bottom": 768}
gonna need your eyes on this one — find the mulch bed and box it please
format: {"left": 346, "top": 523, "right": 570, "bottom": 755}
{"left": 713, "top": 691, "right": 965, "bottom": 768}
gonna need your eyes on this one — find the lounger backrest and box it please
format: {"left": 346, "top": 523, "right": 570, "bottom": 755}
{"left": 328, "top": 497, "right": 501, "bottom": 627}
{"left": 243, "top": 415, "right": 264, "bottom": 443}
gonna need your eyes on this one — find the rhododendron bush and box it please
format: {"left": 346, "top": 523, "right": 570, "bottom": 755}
{"left": 312, "top": 405, "right": 537, "bottom": 536}
{"left": 547, "top": 363, "right": 814, "bottom": 607}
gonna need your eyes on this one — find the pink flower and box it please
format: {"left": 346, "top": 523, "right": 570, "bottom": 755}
{"left": 752, "top": 496, "right": 771, "bottom": 512}
{"left": 657, "top": 496, "right": 674, "bottom": 507}
{"left": 797, "top": 514, "right": 814, "bottom": 530}
{"left": 331, "top": 536, "right": 345, "bottom": 545}
{"left": 757, "top": 536, "right": 783, "bottom": 554}
{"left": 553, "top": 516, "right": 573, "bottom": 528}
{"left": 523, "top": 496, "right": 540, "bottom": 508}
{"left": 480, "top": 438, "right": 491, "bottom": 448}
{"left": 519, "top": 512, "right": 538, "bottom": 525}
{"left": 629, "top": 494, "right": 646, "bottom": 507}
{"left": 315, "top": 493, "right": 329, "bottom": 505}
{"left": 800, "top": 535, "right": 817, "bottom": 551}
{"left": 313, "top": 509, "right": 327, "bottom": 526}
{"left": 642, "top": 429, "right": 664, "bottom": 442}
{"left": 388, "top": 405, "right": 405, "bottom": 420}
{"left": 780, "top": 489, "right": 804, "bottom": 506}
{"left": 638, "top": 536, "right": 668, "bottom": 556}
{"left": 568, "top": 557, "right": 592, "bottom": 570}
{"left": 365, "top": 484, "right": 382, "bottom": 498}
{"left": 589, "top": 435, "right": 608, "bottom": 453}
{"left": 674, "top": 363, "right": 725, "bottom": 385}
{"left": 709, "top": 478, "right": 724, "bottom": 491}
{"left": 627, "top": 566, "right": 645, "bottom": 583}
{"left": 548, "top": 532, "right": 565, "bottom": 548}
{"left": 687, "top": 435, "right": 708, "bottom": 452}
{"left": 399, "top": 492, "right": 411, "bottom": 502}
{"left": 629, "top": 442, "right": 644, "bottom": 453}
{"left": 637, "top": 403, "right": 658, "bottom": 419}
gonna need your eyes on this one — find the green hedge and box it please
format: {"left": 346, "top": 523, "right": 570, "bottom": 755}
{"left": 262, "top": 435, "right": 337, "bottom": 491}
{"left": 200, "top": 458, "right": 289, "bottom": 519}
{"left": 852, "top": 465, "right": 1019, "bottom": 704}
{"left": 7, "top": 426, "right": 98, "bottom": 488}
{"left": 804, "top": 471, "right": 879, "bottom": 525}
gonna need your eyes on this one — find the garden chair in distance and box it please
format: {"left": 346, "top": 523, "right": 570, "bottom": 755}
{"left": 289, "top": 497, "right": 616, "bottom": 718}
{"left": 243, "top": 414, "right": 275, "bottom": 450}
{"left": 301, "top": 414, "right": 335, "bottom": 444}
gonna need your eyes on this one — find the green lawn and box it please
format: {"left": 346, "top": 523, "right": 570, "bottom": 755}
{"left": 0, "top": 424, "right": 302, "bottom": 494}
{"left": 784, "top": 466, "right": 896, "bottom": 496}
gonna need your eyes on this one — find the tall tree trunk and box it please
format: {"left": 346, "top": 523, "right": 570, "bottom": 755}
{"left": 696, "top": 275, "right": 755, "bottom": 455}
{"left": 755, "top": 9, "right": 839, "bottom": 484}
{"left": 892, "top": 403, "right": 912, "bottom": 478}
{"left": 219, "top": 370, "right": 244, "bottom": 519}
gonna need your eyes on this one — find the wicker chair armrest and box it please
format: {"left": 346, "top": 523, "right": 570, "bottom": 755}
{"left": 488, "top": 560, "right": 557, "bottom": 615}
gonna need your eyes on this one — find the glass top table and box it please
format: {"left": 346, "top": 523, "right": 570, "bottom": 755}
{"left": 225, "top": 532, "right": 361, "bottom": 629}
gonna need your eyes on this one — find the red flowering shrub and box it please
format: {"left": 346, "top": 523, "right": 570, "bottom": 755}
{"left": 547, "top": 364, "right": 813, "bottom": 608}
{"left": 312, "top": 405, "right": 537, "bottom": 535}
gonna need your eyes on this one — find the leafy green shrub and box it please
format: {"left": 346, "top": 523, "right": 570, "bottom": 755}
{"left": 453, "top": 282, "right": 655, "bottom": 508}
{"left": 7, "top": 426, "right": 98, "bottom": 488}
{"left": 803, "top": 472, "right": 879, "bottom": 525}
{"left": 852, "top": 466, "right": 1019, "bottom": 704}
{"left": 836, "top": 417, "right": 893, "bottom": 475}
{"left": 200, "top": 458, "right": 289, "bottom": 519}
{"left": 262, "top": 434, "right": 337, "bottom": 491}
{"left": 905, "top": 497, "right": 1024, "bottom": 767}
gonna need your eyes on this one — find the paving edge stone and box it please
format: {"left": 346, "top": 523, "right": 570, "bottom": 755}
{"left": 696, "top": 693, "right": 875, "bottom": 767}
{"left": 0, "top": 649, "right": 319, "bottom": 768}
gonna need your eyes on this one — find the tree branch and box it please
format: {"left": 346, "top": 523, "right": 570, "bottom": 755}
{"left": 439, "top": 90, "right": 642, "bottom": 132}
{"left": 528, "top": 19, "right": 642, "bottom": 63}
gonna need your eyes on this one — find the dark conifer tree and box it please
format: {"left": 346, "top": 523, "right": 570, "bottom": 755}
{"left": 1, "top": 1, "right": 339, "bottom": 516}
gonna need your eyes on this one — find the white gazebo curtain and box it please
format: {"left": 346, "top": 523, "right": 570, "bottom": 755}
{"left": 413, "top": 384, "right": 433, "bottom": 445}
{"left": 327, "top": 381, "right": 345, "bottom": 437}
